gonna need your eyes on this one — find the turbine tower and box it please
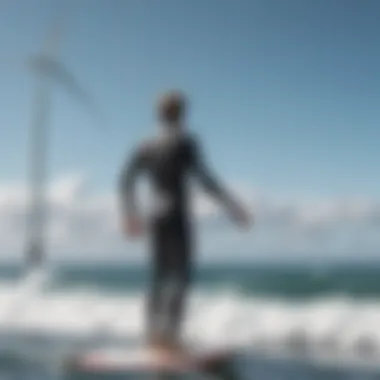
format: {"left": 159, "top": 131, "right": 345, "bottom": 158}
{"left": 23, "top": 7, "right": 104, "bottom": 271}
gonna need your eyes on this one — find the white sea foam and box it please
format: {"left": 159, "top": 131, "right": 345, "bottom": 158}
{"left": 0, "top": 279, "right": 379, "bottom": 368}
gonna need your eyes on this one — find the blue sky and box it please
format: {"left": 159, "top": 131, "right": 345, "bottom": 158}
{"left": 0, "top": 0, "right": 379, "bottom": 260}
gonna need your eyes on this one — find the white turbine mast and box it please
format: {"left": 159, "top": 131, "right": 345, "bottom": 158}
{"left": 24, "top": 6, "right": 105, "bottom": 270}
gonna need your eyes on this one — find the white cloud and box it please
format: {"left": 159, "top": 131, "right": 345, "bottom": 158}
{"left": 0, "top": 174, "right": 379, "bottom": 262}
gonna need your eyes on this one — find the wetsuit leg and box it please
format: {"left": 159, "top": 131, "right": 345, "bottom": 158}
{"left": 146, "top": 222, "right": 167, "bottom": 344}
{"left": 146, "top": 217, "right": 191, "bottom": 345}
{"left": 164, "top": 218, "right": 191, "bottom": 341}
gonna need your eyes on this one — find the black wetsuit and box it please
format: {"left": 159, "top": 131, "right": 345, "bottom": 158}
{"left": 119, "top": 129, "right": 236, "bottom": 343}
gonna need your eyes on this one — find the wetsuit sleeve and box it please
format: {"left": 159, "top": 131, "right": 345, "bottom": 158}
{"left": 188, "top": 136, "right": 239, "bottom": 214}
{"left": 118, "top": 144, "right": 148, "bottom": 218}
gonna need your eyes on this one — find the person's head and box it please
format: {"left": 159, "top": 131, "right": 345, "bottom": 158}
{"left": 156, "top": 90, "right": 187, "bottom": 126}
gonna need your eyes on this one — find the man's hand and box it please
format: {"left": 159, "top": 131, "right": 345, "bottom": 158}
{"left": 122, "top": 215, "right": 144, "bottom": 238}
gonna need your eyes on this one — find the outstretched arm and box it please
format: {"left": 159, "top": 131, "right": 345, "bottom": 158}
{"left": 188, "top": 137, "right": 251, "bottom": 226}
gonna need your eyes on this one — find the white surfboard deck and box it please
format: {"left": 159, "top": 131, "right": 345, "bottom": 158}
{"left": 68, "top": 345, "right": 236, "bottom": 374}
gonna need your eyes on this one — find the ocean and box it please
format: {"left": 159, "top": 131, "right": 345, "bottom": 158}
{"left": 0, "top": 260, "right": 379, "bottom": 380}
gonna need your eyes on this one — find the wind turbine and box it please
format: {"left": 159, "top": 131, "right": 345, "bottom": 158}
{"left": 0, "top": 7, "right": 107, "bottom": 356}
{"left": 21, "top": 8, "right": 105, "bottom": 273}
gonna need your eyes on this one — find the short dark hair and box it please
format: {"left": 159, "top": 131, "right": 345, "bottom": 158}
{"left": 157, "top": 90, "right": 187, "bottom": 122}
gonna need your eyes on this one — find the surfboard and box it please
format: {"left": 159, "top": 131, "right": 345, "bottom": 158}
{"left": 66, "top": 345, "right": 237, "bottom": 375}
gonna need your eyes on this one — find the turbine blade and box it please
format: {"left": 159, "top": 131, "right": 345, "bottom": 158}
{"left": 42, "top": 1, "right": 73, "bottom": 58}
{"left": 43, "top": 60, "right": 106, "bottom": 130}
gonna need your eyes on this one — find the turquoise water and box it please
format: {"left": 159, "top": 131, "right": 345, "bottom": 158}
{"left": 49, "top": 261, "right": 380, "bottom": 298}
{"left": 0, "top": 260, "right": 378, "bottom": 298}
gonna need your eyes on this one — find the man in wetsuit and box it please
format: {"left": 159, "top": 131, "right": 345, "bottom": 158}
{"left": 118, "top": 91, "right": 252, "bottom": 352}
